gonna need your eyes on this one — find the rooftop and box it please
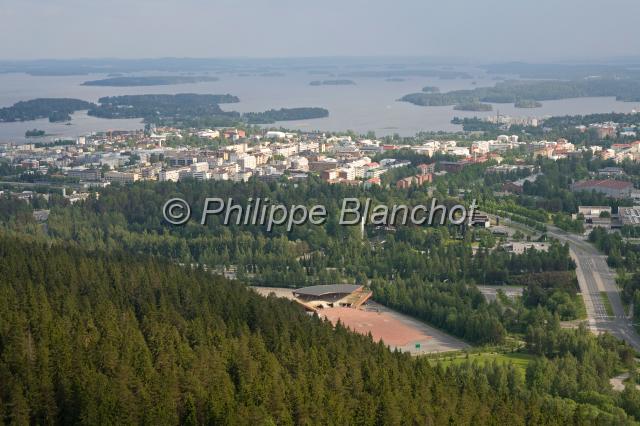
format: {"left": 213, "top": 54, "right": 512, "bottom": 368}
{"left": 572, "top": 179, "right": 633, "bottom": 190}
{"left": 293, "top": 284, "right": 362, "bottom": 297}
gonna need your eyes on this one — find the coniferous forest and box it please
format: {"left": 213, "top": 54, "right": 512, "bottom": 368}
{"left": 1, "top": 170, "right": 640, "bottom": 423}
{"left": 1, "top": 235, "right": 640, "bottom": 424}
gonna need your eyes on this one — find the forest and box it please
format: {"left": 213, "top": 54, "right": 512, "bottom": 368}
{"left": 0, "top": 175, "right": 584, "bottom": 345}
{"left": 1, "top": 232, "right": 639, "bottom": 424}
{"left": 1, "top": 153, "right": 640, "bottom": 421}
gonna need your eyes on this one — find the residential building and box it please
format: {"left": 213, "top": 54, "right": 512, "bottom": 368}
{"left": 67, "top": 168, "right": 102, "bottom": 181}
{"left": 503, "top": 242, "right": 550, "bottom": 254}
{"left": 104, "top": 171, "right": 140, "bottom": 184}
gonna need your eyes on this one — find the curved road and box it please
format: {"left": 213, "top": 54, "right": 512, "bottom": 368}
{"left": 547, "top": 225, "right": 640, "bottom": 351}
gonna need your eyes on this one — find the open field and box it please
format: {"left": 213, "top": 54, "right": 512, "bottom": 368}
{"left": 251, "top": 287, "right": 469, "bottom": 354}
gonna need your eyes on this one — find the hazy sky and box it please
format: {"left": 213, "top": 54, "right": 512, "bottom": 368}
{"left": 0, "top": 0, "right": 638, "bottom": 61}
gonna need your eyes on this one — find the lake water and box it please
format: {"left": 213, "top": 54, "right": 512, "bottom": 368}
{"left": 1, "top": 71, "right": 639, "bottom": 143}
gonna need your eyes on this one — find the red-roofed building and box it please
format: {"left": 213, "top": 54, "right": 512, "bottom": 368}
{"left": 364, "top": 177, "right": 381, "bottom": 188}
{"left": 223, "top": 129, "right": 246, "bottom": 140}
{"left": 611, "top": 143, "right": 631, "bottom": 151}
{"left": 571, "top": 179, "right": 633, "bottom": 199}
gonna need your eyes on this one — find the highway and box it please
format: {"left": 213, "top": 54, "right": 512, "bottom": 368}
{"left": 546, "top": 225, "right": 640, "bottom": 351}
{"left": 484, "top": 211, "right": 640, "bottom": 351}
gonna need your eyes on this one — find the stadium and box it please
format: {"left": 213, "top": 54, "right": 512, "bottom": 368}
{"left": 292, "top": 284, "right": 372, "bottom": 310}
{"left": 253, "top": 284, "right": 467, "bottom": 354}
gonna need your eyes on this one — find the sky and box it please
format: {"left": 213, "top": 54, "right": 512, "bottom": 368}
{"left": 0, "top": 0, "right": 638, "bottom": 61}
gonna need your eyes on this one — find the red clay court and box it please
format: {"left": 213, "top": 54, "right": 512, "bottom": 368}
{"left": 252, "top": 287, "right": 469, "bottom": 354}
{"left": 321, "top": 306, "right": 431, "bottom": 347}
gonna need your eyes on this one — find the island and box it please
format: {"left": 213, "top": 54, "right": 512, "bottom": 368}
{"left": 515, "top": 99, "right": 543, "bottom": 108}
{"left": 3, "top": 94, "right": 329, "bottom": 127}
{"left": 88, "top": 94, "right": 240, "bottom": 121}
{"left": 422, "top": 86, "right": 440, "bottom": 93}
{"left": 87, "top": 93, "right": 328, "bottom": 126}
{"left": 309, "top": 79, "right": 356, "bottom": 86}
{"left": 451, "top": 117, "right": 500, "bottom": 131}
{"left": 400, "top": 78, "right": 640, "bottom": 107}
{"left": 453, "top": 102, "right": 493, "bottom": 111}
{"left": 81, "top": 76, "right": 219, "bottom": 87}
{"left": 260, "top": 72, "right": 285, "bottom": 77}
{"left": 0, "top": 98, "right": 95, "bottom": 123}
{"left": 243, "top": 107, "right": 329, "bottom": 124}
{"left": 25, "top": 129, "right": 46, "bottom": 137}
{"left": 341, "top": 69, "right": 473, "bottom": 79}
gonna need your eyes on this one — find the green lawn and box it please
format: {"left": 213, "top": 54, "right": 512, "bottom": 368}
{"left": 574, "top": 294, "right": 588, "bottom": 320}
{"left": 430, "top": 352, "right": 534, "bottom": 374}
{"left": 601, "top": 292, "right": 614, "bottom": 317}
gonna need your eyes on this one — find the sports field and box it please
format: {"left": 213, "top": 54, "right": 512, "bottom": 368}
{"left": 252, "top": 287, "right": 469, "bottom": 354}
{"left": 321, "top": 301, "right": 468, "bottom": 354}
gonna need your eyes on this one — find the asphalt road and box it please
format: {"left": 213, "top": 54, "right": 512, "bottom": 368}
{"left": 546, "top": 225, "right": 640, "bottom": 351}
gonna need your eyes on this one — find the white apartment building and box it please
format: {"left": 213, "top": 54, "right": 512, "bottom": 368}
{"left": 338, "top": 167, "right": 356, "bottom": 180}
{"left": 233, "top": 171, "right": 253, "bottom": 182}
{"left": 196, "top": 130, "right": 220, "bottom": 139}
{"left": 289, "top": 156, "right": 309, "bottom": 171}
{"left": 192, "top": 171, "right": 210, "bottom": 181}
{"left": 224, "top": 143, "right": 248, "bottom": 154}
{"left": 238, "top": 155, "right": 257, "bottom": 170}
{"left": 104, "top": 171, "right": 140, "bottom": 184}
{"left": 210, "top": 171, "right": 229, "bottom": 181}
{"left": 190, "top": 162, "right": 210, "bottom": 173}
{"left": 365, "top": 168, "right": 386, "bottom": 179}
{"left": 265, "top": 131, "right": 286, "bottom": 139}
{"left": 271, "top": 144, "right": 298, "bottom": 158}
{"left": 159, "top": 169, "right": 182, "bottom": 182}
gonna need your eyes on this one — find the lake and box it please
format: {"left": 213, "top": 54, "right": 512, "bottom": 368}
{"left": 1, "top": 71, "right": 639, "bottom": 143}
